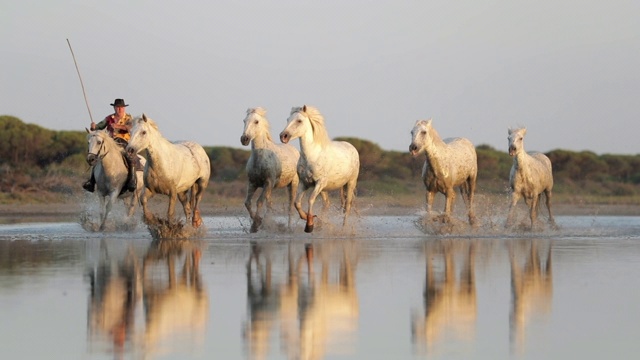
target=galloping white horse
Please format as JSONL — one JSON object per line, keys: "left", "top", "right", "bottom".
{"left": 279, "top": 105, "right": 360, "bottom": 233}
{"left": 506, "top": 128, "right": 556, "bottom": 230}
{"left": 409, "top": 119, "right": 477, "bottom": 225}
{"left": 126, "top": 114, "right": 210, "bottom": 228}
{"left": 240, "top": 107, "right": 301, "bottom": 232}
{"left": 86, "top": 129, "right": 145, "bottom": 231}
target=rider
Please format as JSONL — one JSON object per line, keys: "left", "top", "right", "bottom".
{"left": 83, "top": 98, "right": 141, "bottom": 193}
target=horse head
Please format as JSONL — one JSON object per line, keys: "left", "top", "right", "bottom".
{"left": 280, "top": 105, "right": 329, "bottom": 146}
{"left": 127, "top": 113, "right": 155, "bottom": 156}
{"left": 280, "top": 106, "right": 304, "bottom": 144}
{"left": 241, "top": 107, "right": 271, "bottom": 146}
{"left": 409, "top": 119, "right": 433, "bottom": 156}
{"left": 86, "top": 130, "right": 110, "bottom": 166}
{"left": 508, "top": 127, "right": 527, "bottom": 157}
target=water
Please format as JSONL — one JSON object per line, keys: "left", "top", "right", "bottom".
{"left": 1, "top": 212, "right": 640, "bottom": 359}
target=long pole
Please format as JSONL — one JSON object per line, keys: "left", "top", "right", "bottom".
{"left": 66, "top": 38, "right": 94, "bottom": 122}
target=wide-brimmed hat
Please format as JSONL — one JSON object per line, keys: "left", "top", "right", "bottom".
{"left": 110, "top": 98, "right": 129, "bottom": 107}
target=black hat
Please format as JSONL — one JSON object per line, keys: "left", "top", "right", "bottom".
{"left": 110, "top": 98, "right": 129, "bottom": 107}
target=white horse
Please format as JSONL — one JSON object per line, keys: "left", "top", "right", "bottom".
{"left": 240, "top": 107, "right": 300, "bottom": 232}
{"left": 279, "top": 105, "right": 360, "bottom": 233}
{"left": 126, "top": 114, "right": 211, "bottom": 228}
{"left": 86, "top": 129, "right": 145, "bottom": 231}
{"left": 409, "top": 119, "right": 477, "bottom": 225}
{"left": 506, "top": 127, "right": 556, "bottom": 230}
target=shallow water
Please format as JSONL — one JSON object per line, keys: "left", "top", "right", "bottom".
{"left": 1, "top": 212, "right": 640, "bottom": 359}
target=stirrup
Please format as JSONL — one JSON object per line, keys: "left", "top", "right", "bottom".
{"left": 83, "top": 181, "right": 95, "bottom": 193}
{"left": 126, "top": 179, "right": 137, "bottom": 192}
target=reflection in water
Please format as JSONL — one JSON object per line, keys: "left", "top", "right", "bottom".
{"left": 87, "top": 240, "right": 141, "bottom": 357}
{"left": 509, "top": 239, "right": 553, "bottom": 355}
{"left": 244, "top": 241, "right": 359, "bottom": 360}
{"left": 412, "top": 239, "right": 477, "bottom": 354}
{"left": 87, "top": 239, "right": 208, "bottom": 359}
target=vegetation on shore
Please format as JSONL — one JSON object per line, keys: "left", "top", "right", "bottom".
{"left": 2, "top": 115, "right": 640, "bottom": 208}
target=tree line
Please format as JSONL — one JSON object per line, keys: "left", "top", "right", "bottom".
{"left": 2, "top": 115, "right": 640, "bottom": 201}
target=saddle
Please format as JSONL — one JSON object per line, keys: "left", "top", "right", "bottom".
{"left": 114, "top": 138, "right": 143, "bottom": 171}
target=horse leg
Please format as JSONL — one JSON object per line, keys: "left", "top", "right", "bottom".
{"left": 426, "top": 191, "right": 435, "bottom": 218}
{"left": 544, "top": 189, "right": 557, "bottom": 229}
{"left": 443, "top": 188, "right": 456, "bottom": 223}
{"left": 342, "top": 179, "right": 357, "bottom": 227}
{"left": 305, "top": 185, "right": 325, "bottom": 233}
{"left": 466, "top": 176, "right": 477, "bottom": 226}
{"left": 529, "top": 194, "right": 539, "bottom": 230}
{"left": 505, "top": 191, "right": 521, "bottom": 228}
{"left": 287, "top": 177, "right": 299, "bottom": 230}
{"left": 125, "top": 193, "right": 136, "bottom": 218}
{"left": 99, "top": 195, "right": 109, "bottom": 231}
{"left": 167, "top": 190, "right": 178, "bottom": 224}
{"left": 191, "top": 179, "right": 207, "bottom": 228}
{"left": 245, "top": 183, "right": 258, "bottom": 231}
{"left": 294, "top": 183, "right": 309, "bottom": 221}
{"left": 178, "top": 191, "right": 191, "bottom": 224}
{"left": 140, "top": 188, "right": 156, "bottom": 224}
{"left": 320, "top": 191, "right": 330, "bottom": 212}
{"left": 254, "top": 184, "right": 271, "bottom": 233}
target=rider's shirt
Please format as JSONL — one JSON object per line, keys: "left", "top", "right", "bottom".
{"left": 94, "top": 113, "right": 133, "bottom": 143}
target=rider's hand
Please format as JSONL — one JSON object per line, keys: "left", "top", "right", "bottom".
{"left": 90, "top": 122, "right": 96, "bottom": 130}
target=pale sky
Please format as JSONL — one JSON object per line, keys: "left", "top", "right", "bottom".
{"left": 2, "top": 1, "right": 639, "bottom": 154}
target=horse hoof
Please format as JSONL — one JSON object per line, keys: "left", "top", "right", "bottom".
{"left": 251, "top": 216, "right": 262, "bottom": 233}
{"left": 304, "top": 223, "right": 314, "bottom": 233}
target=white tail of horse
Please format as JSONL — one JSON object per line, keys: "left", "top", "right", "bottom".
{"left": 409, "top": 119, "right": 477, "bottom": 226}
{"left": 240, "top": 107, "right": 300, "bottom": 232}
{"left": 506, "top": 127, "right": 557, "bottom": 230}
{"left": 279, "top": 105, "right": 360, "bottom": 233}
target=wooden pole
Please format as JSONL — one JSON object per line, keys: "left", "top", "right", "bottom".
{"left": 66, "top": 39, "right": 94, "bottom": 122}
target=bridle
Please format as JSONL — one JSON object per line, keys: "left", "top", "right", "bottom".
{"left": 88, "top": 133, "right": 109, "bottom": 160}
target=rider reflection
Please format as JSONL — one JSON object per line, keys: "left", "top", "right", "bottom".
{"left": 86, "top": 239, "right": 208, "bottom": 358}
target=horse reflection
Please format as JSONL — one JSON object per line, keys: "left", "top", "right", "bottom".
{"left": 87, "top": 239, "right": 208, "bottom": 358}
{"left": 87, "top": 241, "right": 141, "bottom": 357}
{"left": 412, "top": 239, "right": 477, "bottom": 352}
{"left": 244, "top": 241, "right": 279, "bottom": 358}
{"left": 243, "top": 241, "right": 359, "bottom": 360}
{"left": 509, "top": 239, "right": 553, "bottom": 354}
{"left": 142, "top": 239, "right": 208, "bottom": 355}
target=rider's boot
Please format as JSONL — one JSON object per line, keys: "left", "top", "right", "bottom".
{"left": 82, "top": 171, "right": 96, "bottom": 192}
{"left": 124, "top": 154, "right": 137, "bottom": 192}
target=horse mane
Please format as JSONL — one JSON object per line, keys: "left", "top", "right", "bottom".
{"left": 247, "top": 107, "right": 273, "bottom": 142}
{"left": 294, "top": 105, "right": 330, "bottom": 146}
{"left": 508, "top": 127, "right": 527, "bottom": 136}
{"left": 247, "top": 107, "right": 267, "bottom": 117}
{"left": 94, "top": 129, "right": 117, "bottom": 147}
{"left": 417, "top": 118, "right": 444, "bottom": 145}
{"left": 89, "top": 129, "right": 123, "bottom": 158}
{"left": 137, "top": 114, "right": 160, "bottom": 132}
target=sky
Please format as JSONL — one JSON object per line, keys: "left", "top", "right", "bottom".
{"left": 1, "top": 1, "right": 639, "bottom": 155}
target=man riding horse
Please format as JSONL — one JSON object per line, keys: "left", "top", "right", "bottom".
{"left": 83, "top": 98, "right": 142, "bottom": 193}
